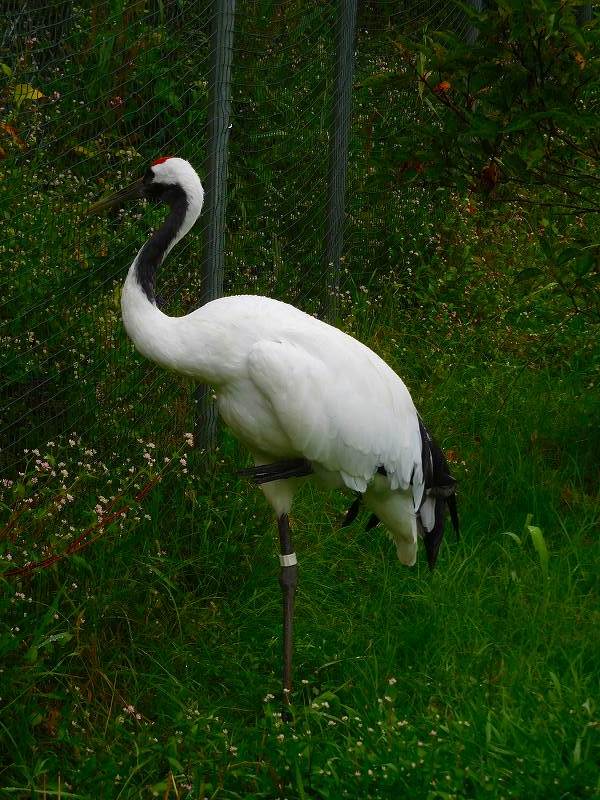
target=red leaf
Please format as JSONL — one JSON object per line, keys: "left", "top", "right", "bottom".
{"left": 433, "top": 80, "right": 451, "bottom": 94}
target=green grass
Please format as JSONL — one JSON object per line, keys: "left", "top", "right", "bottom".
{"left": 1, "top": 160, "right": 598, "bottom": 798}
{"left": 1, "top": 357, "right": 598, "bottom": 799}
{"left": 1, "top": 6, "right": 599, "bottom": 793}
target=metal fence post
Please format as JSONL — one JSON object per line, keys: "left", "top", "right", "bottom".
{"left": 325, "top": 0, "right": 358, "bottom": 322}
{"left": 466, "top": 0, "right": 483, "bottom": 45}
{"left": 195, "top": 0, "right": 235, "bottom": 453}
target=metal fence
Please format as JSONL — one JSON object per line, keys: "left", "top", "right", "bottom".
{"left": 0, "top": 0, "right": 592, "bottom": 482}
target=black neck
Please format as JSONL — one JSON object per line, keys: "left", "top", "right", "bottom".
{"left": 135, "top": 185, "right": 188, "bottom": 303}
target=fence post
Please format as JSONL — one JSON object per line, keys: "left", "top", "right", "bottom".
{"left": 195, "top": 0, "right": 236, "bottom": 454}
{"left": 325, "top": 0, "right": 358, "bottom": 322}
{"left": 466, "top": 0, "right": 483, "bottom": 45}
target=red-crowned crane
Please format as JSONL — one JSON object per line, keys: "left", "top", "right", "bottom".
{"left": 91, "top": 157, "right": 459, "bottom": 715}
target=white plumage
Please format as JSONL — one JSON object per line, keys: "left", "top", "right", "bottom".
{"left": 93, "top": 156, "right": 458, "bottom": 706}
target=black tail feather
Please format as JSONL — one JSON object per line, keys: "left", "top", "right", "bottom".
{"left": 418, "top": 417, "right": 459, "bottom": 569}
{"left": 447, "top": 493, "right": 460, "bottom": 541}
{"left": 423, "top": 497, "right": 447, "bottom": 570}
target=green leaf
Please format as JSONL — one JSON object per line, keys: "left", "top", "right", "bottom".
{"left": 504, "top": 116, "right": 534, "bottom": 133}
{"left": 13, "top": 83, "right": 44, "bottom": 103}
{"left": 72, "top": 144, "right": 97, "bottom": 158}
{"left": 0, "top": 62, "right": 12, "bottom": 77}
{"left": 485, "top": 711, "right": 493, "bottom": 744}
{"left": 360, "top": 71, "right": 399, "bottom": 89}
{"left": 539, "top": 237, "right": 554, "bottom": 260}
{"left": 40, "top": 632, "right": 73, "bottom": 649}
{"left": 516, "top": 267, "right": 543, "bottom": 282}
{"left": 25, "top": 645, "right": 39, "bottom": 663}
{"left": 467, "top": 115, "right": 501, "bottom": 139}
{"left": 295, "top": 761, "right": 307, "bottom": 800}
{"left": 146, "top": 563, "right": 177, "bottom": 590}
{"left": 573, "top": 252, "right": 595, "bottom": 276}
{"left": 524, "top": 516, "right": 549, "bottom": 579}
{"left": 525, "top": 147, "right": 545, "bottom": 167}
{"left": 556, "top": 247, "right": 579, "bottom": 266}
{"left": 549, "top": 671, "right": 562, "bottom": 694}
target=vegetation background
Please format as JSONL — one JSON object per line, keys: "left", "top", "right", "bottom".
{"left": 0, "top": 0, "right": 598, "bottom": 797}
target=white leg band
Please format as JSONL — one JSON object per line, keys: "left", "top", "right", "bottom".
{"left": 279, "top": 552, "right": 298, "bottom": 567}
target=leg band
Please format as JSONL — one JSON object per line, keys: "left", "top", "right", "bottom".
{"left": 279, "top": 552, "right": 298, "bottom": 567}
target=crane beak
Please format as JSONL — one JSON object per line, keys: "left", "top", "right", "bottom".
{"left": 87, "top": 178, "right": 144, "bottom": 214}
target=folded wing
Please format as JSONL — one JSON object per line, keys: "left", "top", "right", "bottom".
{"left": 247, "top": 337, "right": 424, "bottom": 505}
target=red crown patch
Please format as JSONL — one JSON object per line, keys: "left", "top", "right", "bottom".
{"left": 151, "top": 156, "right": 174, "bottom": 166}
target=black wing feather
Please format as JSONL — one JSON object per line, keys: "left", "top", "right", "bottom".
{"left": 238, "top": 458, "right": 313, "bottom": 484}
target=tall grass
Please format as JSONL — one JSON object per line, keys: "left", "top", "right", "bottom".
{"left": 1, "top": 3, "right": 599, "bottom": 796}
{"left": 1, "top": 336, "right": 598, "bottom": 798}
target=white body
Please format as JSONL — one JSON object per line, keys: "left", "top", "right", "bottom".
{"left": 120, "top": 158, "right": 431, "bottom": 566}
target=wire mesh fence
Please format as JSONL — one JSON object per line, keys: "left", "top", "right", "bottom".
{"left": 5, "top": 0, "right": 581, "bottom": 573}
{"left": 1, "top": 1, "right": 214, "bottom": 475}
{"left": 0, "top": 0, "right": 591, "bottom": 574}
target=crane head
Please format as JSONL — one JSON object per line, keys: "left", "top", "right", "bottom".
{"left": 88, "top": 157, "right": 203, "bottom": 214}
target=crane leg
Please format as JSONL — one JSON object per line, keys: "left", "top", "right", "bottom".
{"left": 277, "top": 512, "right": 297, "bottom": 720}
